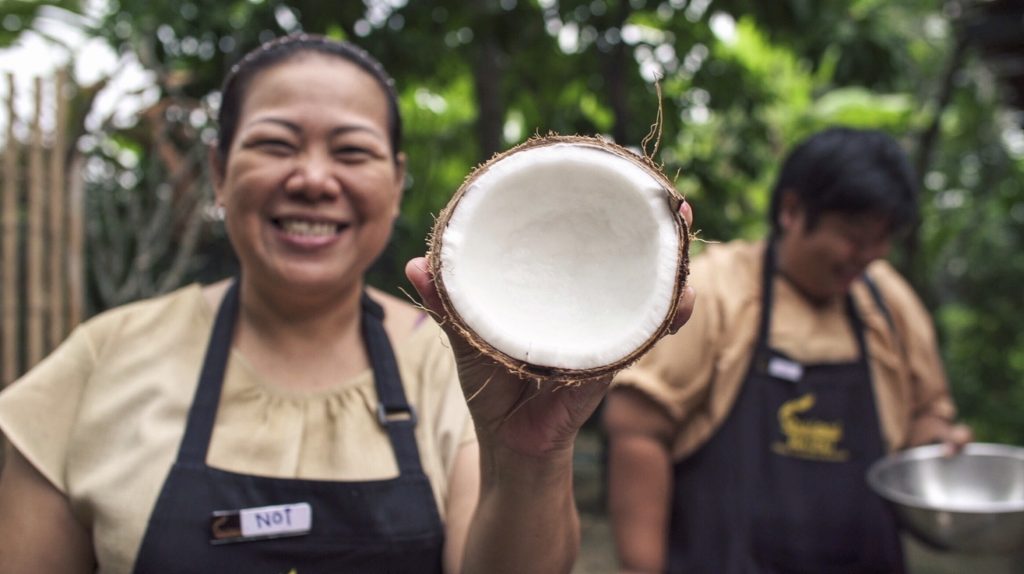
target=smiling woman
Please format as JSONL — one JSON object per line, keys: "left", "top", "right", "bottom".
{"left": 213, "top": 51, "right": 405, "bottom": 305}
{"left": 0, "top": 32, "right": 697, "bottom": 574}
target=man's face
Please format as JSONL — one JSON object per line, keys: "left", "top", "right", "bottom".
{"left": 777, "top": 201, "right": 895, "bottom": 302}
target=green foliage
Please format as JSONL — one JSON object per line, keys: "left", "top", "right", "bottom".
{"left": 7, "top": 0, "right": 1024, "bottom": 443}
{"left": 811, "top": 89, "right": 919, "bottom": 130}
{"left": 922, "top": 108, "right": 1024, "bottom": 444}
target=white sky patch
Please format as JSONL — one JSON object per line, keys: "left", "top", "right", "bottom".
{"left": 503, "top": 110, "right": 524, "bottom": 144}
{"left": 414, "top": 87, "right": 448, "bottom": 114}
{"left": 0, "top": 6, "right": 155, "bottom": 145}
{"left": 654, "top": 43, "right": 676, "bottom": 65}
{"left": 924, "top": 14, "right": 949, "bottom": 41}
{"left": 935, "top": 189, "right": 966, "bottom": 210}
{"left": 639, "top": 59, "right": 663, "bottom": 83}
{"left": 1003, "top": 121, "right": 1024, "bottom": 159}
{"left": 621, "top": 24, "right": 668, "bottom": 47}
{"left": 620, "top": 24, "right": 642, "bottom": 45}
{"left": 685, "top": 0, "right": 712, "bottom": 22}
{"left": 681, "top": 87, "right": 712, "bottom": 125}
{"left": 274, "top": 5, "right": 300, "bottom": 33}
{"left": 86, "top": 56, "right": 159, "bottom": 132}
{"left": 558, "top": 21, "right": 579, "bottom": 54}
{"left": 924, "top": 170, "right": 947, "bottom": 191}
{"left": 709, "top": 11, "right": 737, "bottom": 45}
{"left": 687, "top": 105, "right": 710, "bottom": 124}
{"left": 681, "top": 43, "right": 709, "bottom": 77}
{"left": 363, "top": 0, "right": 408, "bottom": 28}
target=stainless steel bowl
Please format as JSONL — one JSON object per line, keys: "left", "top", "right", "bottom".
{"left": 867, "top": 442, "right": 1024, "bottom": 554}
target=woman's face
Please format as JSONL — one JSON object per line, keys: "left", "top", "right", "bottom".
{"left": 213, "top": 53, "right": 404, "bottom": 296}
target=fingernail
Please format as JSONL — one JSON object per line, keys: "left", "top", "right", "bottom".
{"left": 669, "top": 317, "right": 684, "bottom": 335}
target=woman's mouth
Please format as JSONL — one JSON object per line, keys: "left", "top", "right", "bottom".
{"left": 273, "top": 218, "right": 349, "bottom": 237}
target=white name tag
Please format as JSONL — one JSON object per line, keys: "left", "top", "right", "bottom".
{"left": 768, "top": 357, "right": 803, "bottom": 382}
{"left": 239, "top": 503, "right": 312, "bottom": 538}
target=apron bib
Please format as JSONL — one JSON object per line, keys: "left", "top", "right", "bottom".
{"left": 666, "top": 243, "right": 904, "bottom": 574}
{"left": 132, "top": 281, "right": 445, "bottom": 573}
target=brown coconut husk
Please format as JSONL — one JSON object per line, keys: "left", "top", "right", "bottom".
{"left": 427, "top": 134, "right": 691, "bottom": 384}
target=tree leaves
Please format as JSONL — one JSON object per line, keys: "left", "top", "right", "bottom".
{"left": 5, "top": 0, "right": 1023, "bottom": 442}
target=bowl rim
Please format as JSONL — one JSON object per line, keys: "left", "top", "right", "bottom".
{"left": 867, "top": 442, "right": 1024, "bottom": 514}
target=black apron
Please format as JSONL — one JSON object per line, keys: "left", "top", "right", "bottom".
{"left": 132, "top": 281, "right": 445, "bottom": 573}
{"left": 666, "top": 243, "right": 904, "bottom": 574}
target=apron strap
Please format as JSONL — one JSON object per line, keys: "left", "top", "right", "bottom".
{"left": 844, "top": 290, "right": 871, "bottom": 363}
{"left": 862, "top": 273, "right": 896, "bottom": 334}
{"left": 360, "top": 293, "right": 424, "bottom": 475}
{"left": 755, "top": 239, "right": 777, "bottom": 350}
{"left": 179, "top": 280, "right": 241, "bottom": 465}
{"left": 749, "top": 239, "right": 779, "bottom": 374}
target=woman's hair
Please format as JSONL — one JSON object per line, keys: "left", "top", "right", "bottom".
{"left": 215, "top": 33, "right": 402, "bottom": 166}
{"left": 768, "top": 127, "right": 919, "bottom": 234}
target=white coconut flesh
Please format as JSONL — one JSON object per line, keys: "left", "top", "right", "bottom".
{"left": 438, "top": 143, "right": 681, "bottom": 371}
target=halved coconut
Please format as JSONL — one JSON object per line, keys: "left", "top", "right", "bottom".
{"left": 428, "top": 135, "right": 689, "bottom": 382}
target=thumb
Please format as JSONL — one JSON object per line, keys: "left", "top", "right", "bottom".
{"left": 405, "top": 257, "right": 473, "bottom": 355}
{"left": 405, "top": 257, "right": 445, "bottom": 319}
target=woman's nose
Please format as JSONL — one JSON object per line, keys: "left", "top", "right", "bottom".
{"left": 284, "top": 153, "right": 341, "bottom": 200}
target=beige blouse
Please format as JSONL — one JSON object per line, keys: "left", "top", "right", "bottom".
{"left": 613, "top": 238, "right": 957, "bottom": 461}
{"left": 0, "top": 284, "right": 475, "bottom": 574}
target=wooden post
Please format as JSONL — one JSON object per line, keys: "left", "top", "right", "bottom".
{"left": 67, "top": 152, "right": 85, "bottom": 331}
{"left": 2, "top": 74, "right": 18, "bottom": 385}
{"left": 48, "top": 71, "right": 67, "bottom": 345}
{"left": 27, "top": 77, "right": 45, "bottom": 367}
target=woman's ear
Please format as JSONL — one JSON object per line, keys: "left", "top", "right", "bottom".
{"left": 777, "top": 190, "right": 803, "bottom": 233}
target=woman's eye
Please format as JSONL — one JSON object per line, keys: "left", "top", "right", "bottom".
{"left": 334, "top": 147, "right": 373, "bottom": 161}
{"left": 254, "top": 139, "right": 295, "bottom": 154}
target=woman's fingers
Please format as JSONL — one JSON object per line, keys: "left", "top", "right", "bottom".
{"left": 668, "top": 200, "right": 696, "bottom": 335}
{"left": 679, "top": 199, "right": 693, "bottom": 229}
{"left": 669, "top": 285, "right": 696, "bottom": 335}
{"left": 405, "top": 257, "right": 444, "bottom": 319}
{"left": 405, "top": 257, "right": 482, "bottom": 363}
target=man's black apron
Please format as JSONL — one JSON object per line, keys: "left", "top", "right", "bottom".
{"left": 666, "top": 244, "right": 904, "bottom": 573}
{"left": 132, "top": 281, "right": 445, "bottom": 573}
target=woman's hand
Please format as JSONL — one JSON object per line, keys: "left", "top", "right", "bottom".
{"left": 412, "top": 201, "right": 695, "bottom": 574}
{"left": 405, "top": 202, "right": 696, "bottom": 460}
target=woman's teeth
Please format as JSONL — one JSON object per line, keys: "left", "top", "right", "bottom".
{"left": 280, "top": 220, "right": 339, "bottom": 237}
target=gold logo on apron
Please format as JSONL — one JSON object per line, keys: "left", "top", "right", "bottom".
{"left": 771, "top": 393, "right": 849, "bottom": 462}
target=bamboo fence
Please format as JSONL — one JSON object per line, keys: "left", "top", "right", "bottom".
{"left": 1, "top": 71, "right": 84, "bottom": 386}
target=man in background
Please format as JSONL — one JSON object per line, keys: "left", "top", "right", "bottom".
{"left": 604, "top": 126, "right": 972, "bottom": 574}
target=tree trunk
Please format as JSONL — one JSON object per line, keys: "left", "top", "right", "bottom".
{"left": 473, "top": 29, "right": 505, "bottom": 161}
{"left": 906, "top": 27, "right": 969, "bottom": 303}
{"left": 603, "top": 1, "right": 633, "bottom": 146}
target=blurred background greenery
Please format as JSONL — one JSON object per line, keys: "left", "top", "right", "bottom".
{"left": 1, "top": 0, "right": 1023, "bottom": 447}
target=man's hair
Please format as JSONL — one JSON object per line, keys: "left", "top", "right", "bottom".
{"left": 215, "top": 33, "right": 402, "bottom": 168}
{"left": 768, "top": 127, "right": 919, "bottom": 234}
